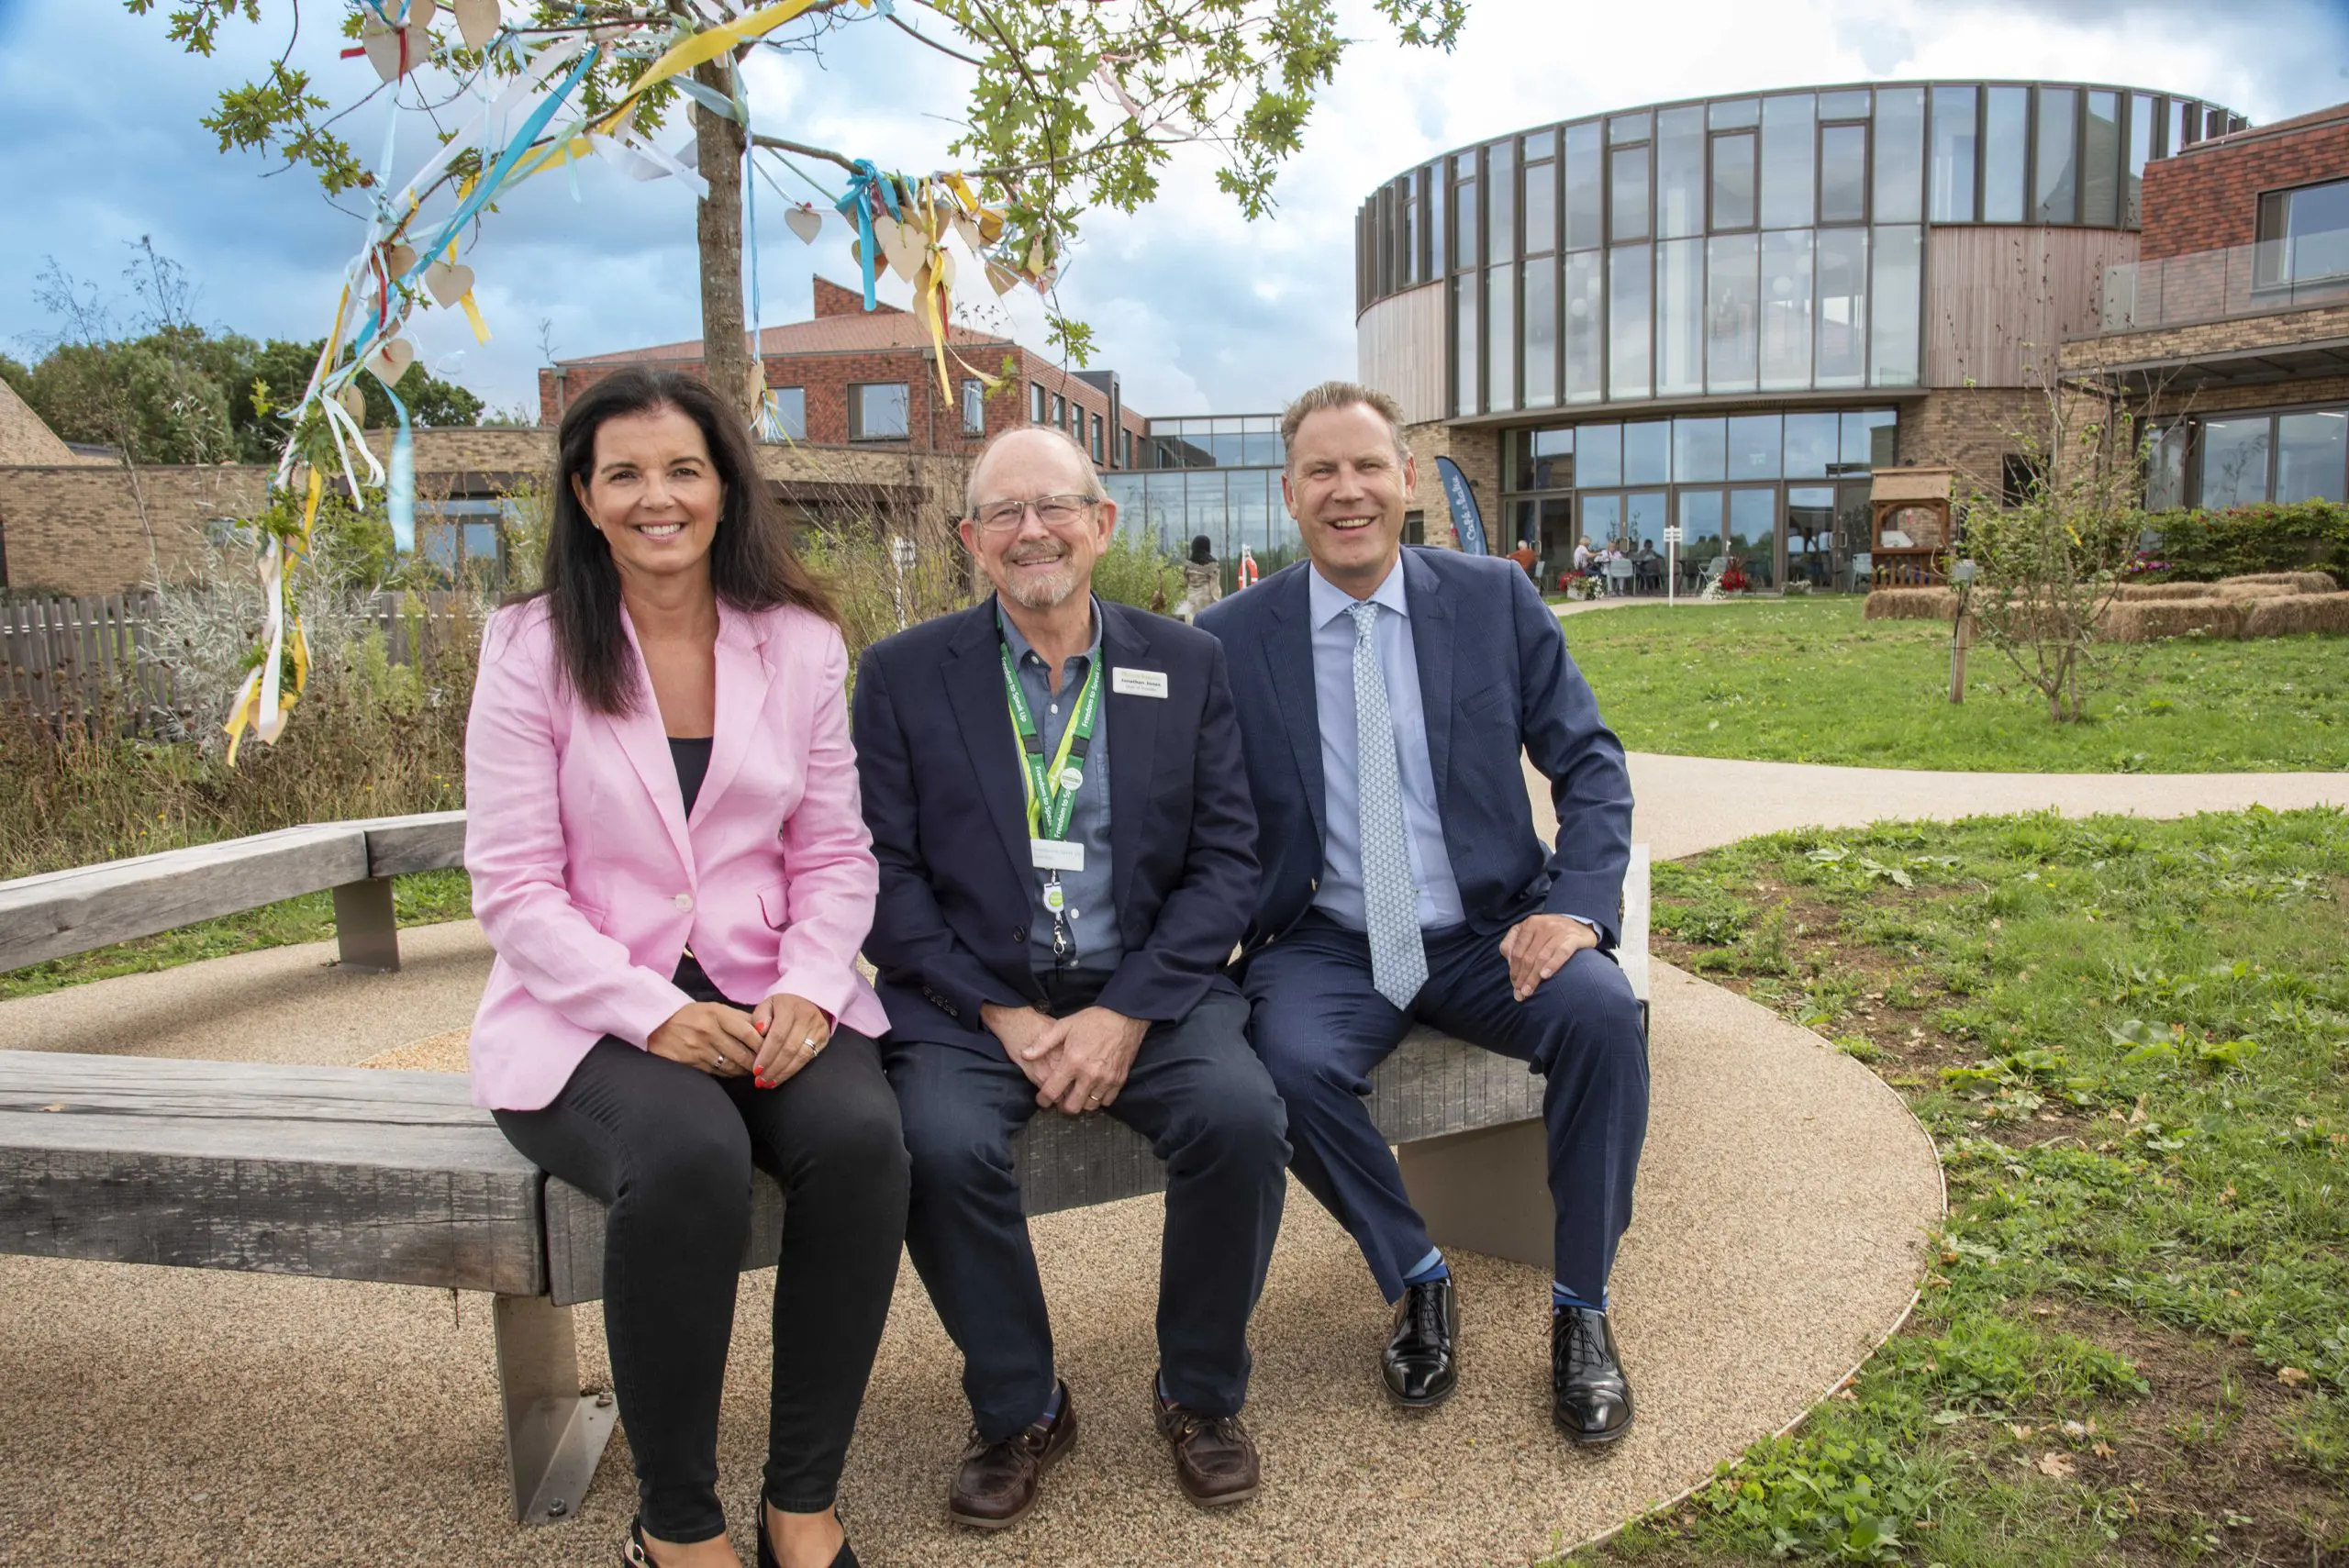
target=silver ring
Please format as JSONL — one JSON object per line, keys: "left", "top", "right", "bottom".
{"left": 801, "top": 1032, "right": 820, "bottom": 1052}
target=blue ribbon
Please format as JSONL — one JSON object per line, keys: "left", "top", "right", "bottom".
{"left": 834, "top": 160, "right": 886, "bottom": 310}
{"left": 373, "top": 374, "right": 417, "bottom": 553}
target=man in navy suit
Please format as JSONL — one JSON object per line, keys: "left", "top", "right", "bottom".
{"left": 1198, "top": 383, "right": 1647, "bottom": 1443}
{"left": 853, "top": 426, "right": 1287, "bottom": 1528}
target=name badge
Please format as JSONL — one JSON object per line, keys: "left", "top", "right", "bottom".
{"left": 1112, "top": 667, "right": 1169, "bottom": 699}
{"left": 1030, "top": 839, "right": 1085, "bottom": 872}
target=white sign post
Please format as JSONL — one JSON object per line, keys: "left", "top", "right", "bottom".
{"left": 1663, "top": 525, "right": 1683, "bottom": 606}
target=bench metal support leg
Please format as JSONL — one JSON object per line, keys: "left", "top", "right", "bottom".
{"left": 332, "top": 878, "right": 402, "bottom": 973}
{"left": 1397, "top": 1119, "right": 1553, "bottom": 1272}
{"left": 493, "top": 1293, "right": 618, "bottom": 1526}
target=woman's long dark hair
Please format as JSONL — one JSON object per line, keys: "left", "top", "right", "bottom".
{"left": 527, "top": 367, "right": 837, "bottom": 715}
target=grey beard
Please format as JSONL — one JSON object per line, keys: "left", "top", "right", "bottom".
{"left": 1001, "top": 563, "right": 1079, "bottom": 608}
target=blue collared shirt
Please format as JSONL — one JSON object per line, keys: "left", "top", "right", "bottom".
{"left": 998, "top": 597, "right": 1121, "bottom": 969}
{"left": 1308, "top": 559, "right": 1467, "bottom": 931}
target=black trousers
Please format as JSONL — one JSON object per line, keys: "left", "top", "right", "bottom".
{"left": 885, "top": 973, "right": 1289, "bottom": 1441}
{"left": 495, "top": 1026, "right": 909, "bottom": 1544}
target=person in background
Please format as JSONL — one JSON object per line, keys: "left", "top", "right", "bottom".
{"left": 852, "top": 426, "right": 1288, "bottom": 1530}
{"left": 1633, "top": 539, "right": 1663, "bottom": 596}
{"left": 1200, "top": 381, "right": 1647, "bottom": 1451}
{"left": 1237, "top": 542, "right": 1261, "bottom": 589}
{"left": 1508, "top": 537, "right": 1538, "bottom": 579}
{"left": 1175, "top": 533, "right": 1223, "bottom": 624}
{"left": 1571, "top": 537, "right": 1593, "bottom": 576}
{"left": 466, "top": 367, "right": 905, "bottom": 1568}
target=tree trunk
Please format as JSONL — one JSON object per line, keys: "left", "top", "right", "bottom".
{"left": 692, "top": 60, "right": 758, "bottom": 421}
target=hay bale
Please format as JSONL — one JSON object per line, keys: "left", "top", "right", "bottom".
{"left": 2243, "top": 593, "right": 2349, "bottom": 639}
{"left": 2221, "top": 570, "right": 2340, "bottom": 594}
{"left": 2217, "top": 582, "right": 2296, "bottom": 601}
{"left": 1864, "top": 587, "right": 1959, "bottom": 622}
{"left": 2100, "top": 599, "right": 2247, "bottom": 641}
{"left": 2117, "top": 581, "right": 2219, "bottom": 601}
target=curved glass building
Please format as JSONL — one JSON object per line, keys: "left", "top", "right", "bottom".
{"left": 1356, "top": 81, "right": 2245, "bottom": 587}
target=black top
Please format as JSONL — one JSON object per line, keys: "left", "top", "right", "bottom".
{"left": 666, "top": 735, "right": 724, "bottom": 1002}
{"left": 668, "top": 735, "right": 715, "bottom": 817}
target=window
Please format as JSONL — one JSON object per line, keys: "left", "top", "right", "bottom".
{"left": 1564, "top": 122, "right": 1604, "bottom": 250}
{"left": 2277, "top": 410, "right": 2347, "bottom": 503}
{"left": 1487, "top": 263, "right": 1517, "bottom": 411}
{"left": 2001, "top": 454, "right": 2046, "bottom": 506}
{"left": 1523, "top": 153, "right": 1557, "bottom": 255}
{"left": 1705, "top": 232, "right": 1759, "bottom": 393}
{"left": 1930, "top": 85, "right": 1977, "bottom": 223}
{"left": 1030, "top": 382, "right": 1047, "bottom": 423}
{"left": 1120, "top": 428, "right": 1134, "bottom": 470}
{"left": 2082, "top": 91, "right": 2121, "bottom": 227}
{"left": 1983, "top": 85, "right": 2028, "bottom": 223}
{"left": 2256, "top": 178, "right": 2349, "bottom": 285}
{"left": 960, "top": 379, "right": 985, "bottom": 437}
{"left": 1428, "top": 163, "right": 1447, "bottom": 274}
{"left": 1819, "top": 122, "right": 1867, "bottom": 225}
{"left": 849, "top": 383, "right": 909, "bottom": 440}
{"left": 1052, "top": 393, "right": 1067, "bottom": 430}
{"left": 1869, "top": 225, "right": 1922, "bottom": 386}
{"left": 762, "top": 386, "right": 807, "bottom": 441}
{"left": 2199, "top": 417, "right": 2271, "bottom": 510}
{"left": 1815, "top": 228, "right": 1867, "bottom": 388}
{"left": 2147, "top": 424, "right": 2187, "bottom": 510}
{"left": 1453, "top": 275, "right": 1479, "bottom": 415}
{"left": 1523, "top": 258, "right": 1558, "bottom": 407}
{"left": 2127, "top": 94, "right": 2155, "bottom": 226}
{"left": 1674, "top": 417, "right": 1726, "bottom": 482}
{"left": 1874, "top": 86, "right": 1924, "bottom": 224}
{"left": 1656, "top": 107, "right": 1706, "bottom": 239}
{"left": 1711, "top": 132, "right": 1756, "bottom": 230}
{"left": 1453, "top": 173, "right": 1479, "bottom": 271}
{"left": 1609, "top": 244, "right": 1652, "bottom": 398}
{"left": 1760, "top": 228, "right": 1813, "bottom": 390}
{"left": 1623, "top": 419, "right": 1670, "bottom": 484}
{"left": 1487, "top": 139, "right": 1516, "bottom": 262}
{"left": 1564, "top": 250, "right": 1604, "bottom": 403}
{"left": 2035, "top": 86, "right": 2078, "bottom": 224}
{"left": 1656, "top": 239, "right": 1704, "bottom": 396}
{"left": 1759, "top": 94, "right": 1815, "bottom": 228}
{"left": 1090, "top": 412, "right": 1105, "bottom": 462}
{"left": 1609, "top": 142, "right": 1649, "bottom": 241}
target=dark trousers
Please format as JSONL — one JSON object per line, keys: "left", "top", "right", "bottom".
{"left": 885, "top": 976, "right": 1289, "bottom": 1441}
{"left": 1240, "top": 913, "right": 1649, "bottom": 1306}
{"left": 495, "top": 1031, "right": 909, "bottom": 1544}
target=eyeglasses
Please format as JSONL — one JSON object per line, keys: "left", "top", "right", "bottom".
{"left": 973, "top": 494, "right": 1098, "bottom": 533}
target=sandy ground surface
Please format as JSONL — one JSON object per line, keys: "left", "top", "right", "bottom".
{"left": 1, "top": 752, "right": 2332, "bottom": 1564}
{"left": 0, "top": 958, "right": 1936, "bottom": 1568}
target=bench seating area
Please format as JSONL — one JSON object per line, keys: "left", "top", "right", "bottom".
{"left": 0, "top": 819, "right": 1648, "bottom": 1525}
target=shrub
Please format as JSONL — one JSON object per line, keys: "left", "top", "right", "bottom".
{"left": 2140, "top": 501, "right": 2349, "bottom": 584}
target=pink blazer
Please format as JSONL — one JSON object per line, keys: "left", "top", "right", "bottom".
{"left": 463, "top": 595, "right": 889, "bottom": 1110}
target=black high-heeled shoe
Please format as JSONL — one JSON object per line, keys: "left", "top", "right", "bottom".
{"left": 619, "top": 1515, "right": 655, "bottom": 1567}
{"left": 758, "top": 1503, "right": 859, "bottom": 1568}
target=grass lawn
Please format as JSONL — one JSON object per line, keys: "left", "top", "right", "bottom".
{"left": 1560, "top": 807, "right": 2348, "bottom": 1566}
{"left": 0, "top": 869, "right": 474, "bottom": 1004}
{"left": 1562, "top": 597, "right": 2349, "bottom": 773}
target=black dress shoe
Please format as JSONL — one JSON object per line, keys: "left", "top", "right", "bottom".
{"left": 1552, "top": 1306, "right": 1634, "bottom": 1443}
{"left": 1382, "top": 1276, "right": 1458, "bottom": 1407}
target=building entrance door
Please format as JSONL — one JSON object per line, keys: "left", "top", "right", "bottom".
{"left": 1729, "top": 486, "right": 1777, "bottom": 588}
{"left": 1786, "top": 484, "right": 1837, "bottom": 590}
{"left": 1675, "top": 489, "right": 1724, "bottom": 594}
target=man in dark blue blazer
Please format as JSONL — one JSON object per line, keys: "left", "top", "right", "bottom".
{"left": 1198, "top": 383, "right": 1647, "bottom": 1444}
{"left": 854, "top": 426, "right": 1287, "bottom": 1527}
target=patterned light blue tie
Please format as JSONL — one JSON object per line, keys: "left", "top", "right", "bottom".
{"left": 1349, "top": 600, "right": 1427, "bottom": 1010}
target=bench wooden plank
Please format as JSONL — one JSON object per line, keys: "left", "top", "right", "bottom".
{"left": 0, "top": 1052, "right": 543, "bottom": 1295}
{"left": 0, "top": 827, "right": 370, "bottom": 972}
{"left": 358, "top": 812, "right": 469, "bottom": 879}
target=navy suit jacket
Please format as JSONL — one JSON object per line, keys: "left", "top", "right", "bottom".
{"left": 852, "top": 595, "right": 1260, "bottom": 1051}
{"left": 1197, "top": 546, "right": 1633, "bottom": 957}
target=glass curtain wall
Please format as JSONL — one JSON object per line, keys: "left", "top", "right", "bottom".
{"left": 1381, "top": 83, "right": 2229, "bottom": 419}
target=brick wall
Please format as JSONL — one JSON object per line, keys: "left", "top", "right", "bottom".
{"left": 1399, "top": 421, "right": 1500, "bottom": 551}
{"left": 2064, "top": 302, "right": 2349, "bottom": 374}
{"left": 1898, "top": 388, "right": 2043, "bottom": 496}
{"left": 2140, "top": 110, "right": 2349, "bottom": 261}
{"left": 0, "top": 465, "right": 269, "bottom": 592}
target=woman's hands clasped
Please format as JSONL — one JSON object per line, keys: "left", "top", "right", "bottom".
{"left": 649, "top": 993, "right": 833, "bottom": 1086}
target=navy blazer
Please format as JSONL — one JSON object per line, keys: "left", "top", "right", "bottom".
{"left": 852, "top": 595, "right": 1260, "bottom": 1051}
{"left": 1197, "top": 546, "right": 1634, "bottom": 956}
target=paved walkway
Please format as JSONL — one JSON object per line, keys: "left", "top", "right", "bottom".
{"left": 0, "top": 754, "right": 2334, "bottom": 1565}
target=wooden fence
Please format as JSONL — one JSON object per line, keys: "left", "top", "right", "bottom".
{"left": 1, "top": 592, "right": 475, "bottom": 730}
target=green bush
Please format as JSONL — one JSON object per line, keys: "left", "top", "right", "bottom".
{"left": 2140, "top": 501, "right": 2349, "bottom": 584}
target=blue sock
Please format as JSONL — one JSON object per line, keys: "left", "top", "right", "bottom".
{"left": 1553, "top": 1281, "right": 1609, "bottom": 1313}
{"left": 1402, "top": 1247, "right": 1450, "bottom": 1286}
{"left": 1040, "top": 1380, "right": 1064, "bottom": 1425}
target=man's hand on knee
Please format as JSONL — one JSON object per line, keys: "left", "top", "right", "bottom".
{"left": 1499, "top": 915, "right": 1599, "bottom": 1002}
{"left": 982, "top": 1001, "right": 1061, "bottom": 1089}
{"left": 1030, "top": 1006, "right": 1147, "bottom": 1115}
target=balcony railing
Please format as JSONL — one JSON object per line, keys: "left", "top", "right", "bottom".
{"left": 2099, "top": 228, "right": 2349, "bottom": 334}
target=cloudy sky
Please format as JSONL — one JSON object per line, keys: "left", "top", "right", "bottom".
{"left": 3, "top": 0, "right": 2345, "bottom": 422}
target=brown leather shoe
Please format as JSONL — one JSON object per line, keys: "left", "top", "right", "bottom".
{"left": 947, "top": 1380, "right": 1077, "bottom": 1529}
{"left": 1152, "top": 1377, "right": 1261, "bottom": 1507}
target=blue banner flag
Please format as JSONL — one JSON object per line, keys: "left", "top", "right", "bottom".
{"left": 1432, "top": 455, "right": 1486, "bottom": 555}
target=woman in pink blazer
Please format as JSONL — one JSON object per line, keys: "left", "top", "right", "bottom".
{"left": 466, "top": 368, "right": 901, "bottom": 1568}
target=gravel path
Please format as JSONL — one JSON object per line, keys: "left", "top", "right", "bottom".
{"left": 1, "top": 751, "right": 2333, "bottom": 1564}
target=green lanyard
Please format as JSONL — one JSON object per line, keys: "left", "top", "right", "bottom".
{"left": 1000, "top": 641, "right": 1101, "bottom": 841}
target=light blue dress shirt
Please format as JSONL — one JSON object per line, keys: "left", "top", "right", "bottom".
{"left": 1308, "top": 560, "right": 1467, "bottom": 931}
{"left": 998, "top": 597, "right": 1121, "bottom": 969}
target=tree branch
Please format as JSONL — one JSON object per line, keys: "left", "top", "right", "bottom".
{"left": 748, "top": 132, "right": 860, "bottom": 174}
{"left": 887, "top": 10, "right": 988, "bottom": 68}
